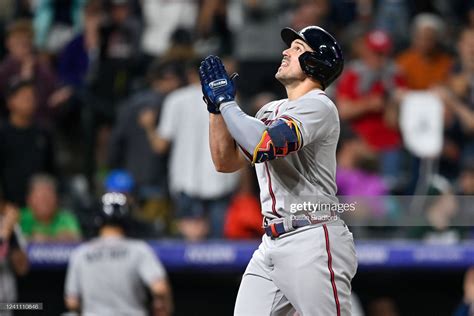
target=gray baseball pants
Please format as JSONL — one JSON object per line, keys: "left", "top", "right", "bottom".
{"left": 234, "top": 222, "right": 357, "bottom": 316}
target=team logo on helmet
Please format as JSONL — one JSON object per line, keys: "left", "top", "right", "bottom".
{"left": 102, "top": 192, "right": 127, "bottom": 207}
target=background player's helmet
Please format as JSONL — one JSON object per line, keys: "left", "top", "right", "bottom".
{"left": 96, "top": 192, "right": 130, "bottom": 229}
{"left": 281, "top": 26, "right": 344, "bottom": 89}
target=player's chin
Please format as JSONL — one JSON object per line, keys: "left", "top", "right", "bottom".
{"left": 275, "top": 69, "right": 284, "bottom": 80}
{"left": 275, "top": 70, "right": 292, "bottom": 83}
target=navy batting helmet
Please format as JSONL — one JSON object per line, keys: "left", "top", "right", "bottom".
{"left": 96, "top": 192, "right": 130, "bottom": 229}
{"left": 281, "top": 26, "right": 343, "bottom": 89}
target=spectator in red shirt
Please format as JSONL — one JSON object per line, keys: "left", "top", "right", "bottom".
{"left": 224, "top": 168, "right": 262, "bottom": 240}
{"left": 336, "top": 30, "right": 406, "bottom": 186}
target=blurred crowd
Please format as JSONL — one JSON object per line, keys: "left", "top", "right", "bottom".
{"left": 0, "top": 1, "right": 472, "bottom": 315}
{"left": 0, "top": 0, "right": 472, "bottom": 246}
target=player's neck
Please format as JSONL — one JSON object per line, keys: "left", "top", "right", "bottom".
{"left": 100, "top": 226, "right": 125, "bottom": 238}
{"left": 285, "top": 80, "right": 323, "bottom": 101}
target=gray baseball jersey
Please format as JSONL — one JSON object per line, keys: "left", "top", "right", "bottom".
{"left": 65, "top": 236, "right": 166, "bottom": 316}
{"left": 234, "top": 89, "right": 357, "bottom": 316}
{"left": 254, "top": 88, "right": 340, "bottom": 219}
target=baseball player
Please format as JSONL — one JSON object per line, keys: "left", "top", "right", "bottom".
{"left": 64, "top": 192, "right": 172, "bottom": 316}
{"left": 199, "top": 26, "right": 357, "bottom": 315}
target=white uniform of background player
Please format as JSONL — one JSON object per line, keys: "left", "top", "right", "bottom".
{"left": 64, "top": 193, "right": 172, "bottom": 316}
{"left": 199, "top": 25, "right": 357, "bottom": 315}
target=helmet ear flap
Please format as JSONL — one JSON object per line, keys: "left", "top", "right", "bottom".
{"left": 298, "top": 52, "right": 331, "bottom": 89}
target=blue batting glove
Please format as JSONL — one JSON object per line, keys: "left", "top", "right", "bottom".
{"left": 199, "top": 55, "right": 238, "bottom": 114}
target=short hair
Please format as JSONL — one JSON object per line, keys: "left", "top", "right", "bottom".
{"left": 412, "top": 13, "right": 445, "bottom": 38}
{"left": 6, "top": 19, "right": 33, "bottom": 39}
{"left": 28, "top": 174, "right": 58, "bottom": 194}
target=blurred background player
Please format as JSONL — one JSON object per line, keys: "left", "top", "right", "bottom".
{"left": 64, "top": 192, "right": 172, "bottom": 316}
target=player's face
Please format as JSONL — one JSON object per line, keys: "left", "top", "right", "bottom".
{"left": 275, "top": 39, "right": 312, "bottom": 84}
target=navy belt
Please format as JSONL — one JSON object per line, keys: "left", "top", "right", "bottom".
{"left": 263, "top": 213, "right": 336, "bottom": 238}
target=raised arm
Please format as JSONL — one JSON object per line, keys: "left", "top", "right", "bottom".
{"left": 200, "top": 56, "right": 302, "bottom": 165}
{"left": 138, "top": 109, "right": 171, "bottom": 154}
{"left": 337, "top": 95, "right": 385, "bottom": 121}
{"left": 209, "top": 113, "right": 247, "bottom": 172}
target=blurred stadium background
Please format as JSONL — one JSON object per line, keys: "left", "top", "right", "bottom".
{"left": 0, "top": 0, "right": 473, "bottom": 315}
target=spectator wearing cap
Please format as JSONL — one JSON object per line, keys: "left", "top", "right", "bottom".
{"left": 336, "top": 29, "right": 406, "bottom": 186}
{"left": 20, "top": 174, "right": 81, "bottom": 242}
{"left": 396, "top": 13, "right": 453, "bottom": 91}
{"left": 0, "top": 78, "right": 56, "bottom": 207}
{"left": 0, "top": 19, "right": 65, "bottom": 127}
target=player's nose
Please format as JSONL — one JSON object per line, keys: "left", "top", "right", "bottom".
{"left": 282, "top": 48, "right": 291, "bottom": 57}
